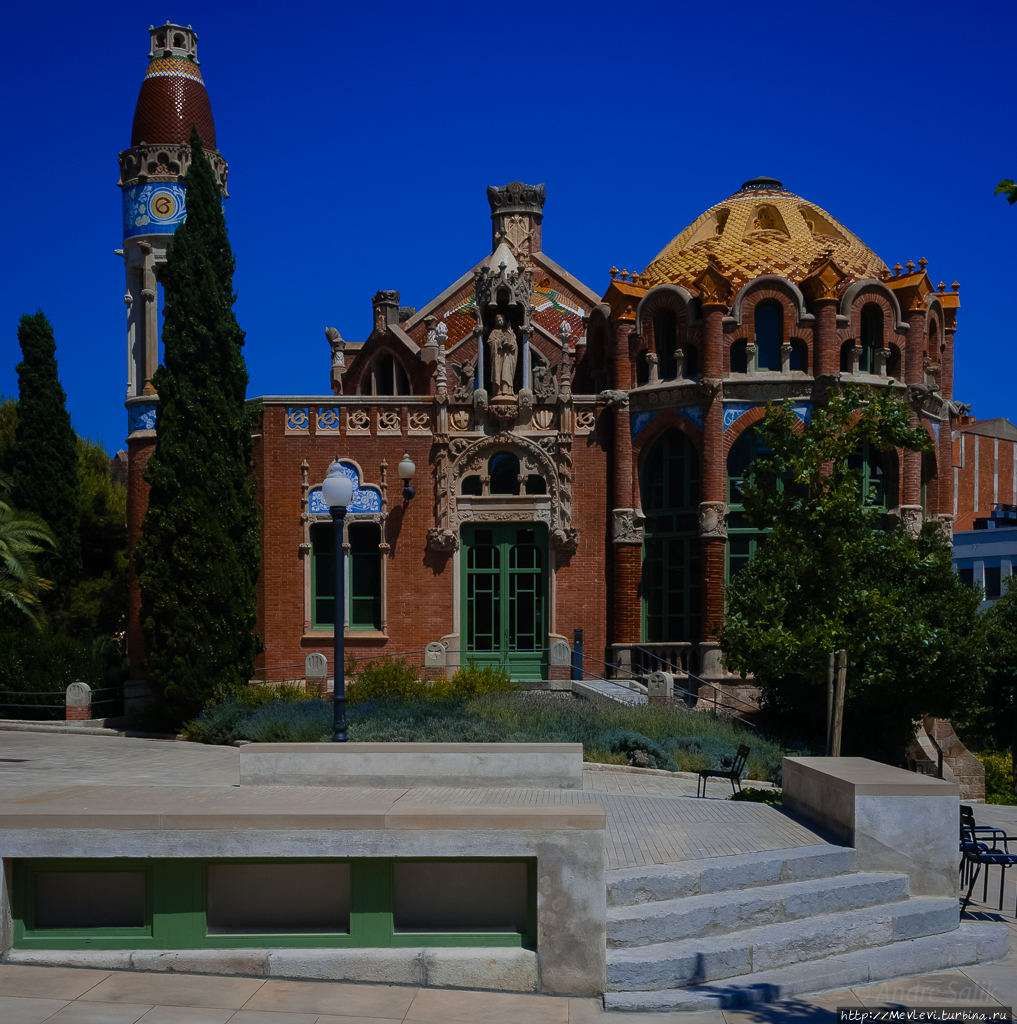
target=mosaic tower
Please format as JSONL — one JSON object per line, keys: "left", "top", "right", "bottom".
{"left": 117, "top": 22, "right": 228, "bottom": 678}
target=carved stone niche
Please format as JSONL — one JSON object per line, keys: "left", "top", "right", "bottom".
{"left": 612, "top": 509, "right": 645, "bottom": 545}
{"left": 699, "top": 501, "right": 729, "bottom": 539}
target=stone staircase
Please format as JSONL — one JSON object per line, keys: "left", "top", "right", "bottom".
{"left": 604, "top": 844, "right": 1008, "bottom": 1012}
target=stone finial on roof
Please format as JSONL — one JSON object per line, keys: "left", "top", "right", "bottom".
{"left": 487, "top": 181, "right": 546, "bottom": 216}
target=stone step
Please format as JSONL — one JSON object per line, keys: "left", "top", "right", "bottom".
{"left": 607, "top": 871, "right": 909, "bottom": 947}
{"left": 603, "top": 921, "right": 1009, "bottom": 1012}
{"left": 605, "top": 896, "right": 959, "bottom": 991}
{"left": 607, "top": 844, "right": 855, "bottom": 907}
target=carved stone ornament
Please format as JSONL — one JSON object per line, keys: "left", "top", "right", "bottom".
{"left": 326, "top": 326, "right": 345, "bottom": 392}
{"left": 551, "top": 526, "right": 580, "bottom": 553}
{"left": 450, "top": 360, "right": 476, "bottom": 402}
{"left": 533, "top": 363, "right": 559, "bottom": 401}
{"left": 899, "top": 505, "right": 923, "bottom": 538}
{"left": 699, "top": 501, "right": 729, "bottom": 539}
{"left": 433, "top": 431, "right": 575, "bottom": 550}
{"left": 932, "top": 512, "right": 954, "bottom": 541}
{"left": 612, "top": 509, "right": 645, "bottom": 545}
{"left": 698, "top": 377, "right": 723, "bottom": 400}
{"left": 427, "top": 527, "right": 459, "bottom": 553}
{"left": 599, "top": 389, "right": 629, "bottom": 409}
{"left": 488, "top": 396, "right": 518, "bottom": 424}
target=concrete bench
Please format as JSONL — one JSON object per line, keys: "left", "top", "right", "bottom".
{"left": 783, "top": 756, "right": 959, "bottom": 896}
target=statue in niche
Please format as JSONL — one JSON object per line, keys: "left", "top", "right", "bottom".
{"left": 488, "top": 314, "right": 518, "bottom": 397}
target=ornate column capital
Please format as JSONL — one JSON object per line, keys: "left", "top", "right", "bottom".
{"left": 612, "top": 509, "right": 644, "bottom": 545}
{"left": 699, "top": 501, "right": 729, "bottom": 539}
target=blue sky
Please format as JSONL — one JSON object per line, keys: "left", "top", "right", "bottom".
{"left": 1, "top": 0, "right": 1014, "bottom": 454}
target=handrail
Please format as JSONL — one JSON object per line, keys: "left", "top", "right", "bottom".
{"left": 628, "top": 644, "right": 761, "bottom": 714}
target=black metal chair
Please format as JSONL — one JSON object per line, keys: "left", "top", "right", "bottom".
{"left": 959, "top": 804, "right": 1017, "bottom": 916}
{"left": 697, "top": 744, "right": 750, "bottom": 798}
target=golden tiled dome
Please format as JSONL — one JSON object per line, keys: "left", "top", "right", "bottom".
{"left": 643, "top": 178, "right": 887, "bottom": 292}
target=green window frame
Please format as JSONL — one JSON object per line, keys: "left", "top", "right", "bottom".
{"left": 726, "top": 431, "right": 771, "bottom": 580}
{"left": 349, "top": 522, "right": 382, "bottom": 630}
{"left": 641, "top": 430, "right": 701, "bottom": 643}
{"left": 754, "top": 303, "right": 782, "bottom": 371}
{"left": 311, "top": 521, "right": 382, "bottom": 631}
{"left": 12, "top": 858, "right": 537, "bottom": 951}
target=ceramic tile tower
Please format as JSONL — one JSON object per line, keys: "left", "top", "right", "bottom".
{"left": 118, "top": 22, "right": 228, "bottom": 678}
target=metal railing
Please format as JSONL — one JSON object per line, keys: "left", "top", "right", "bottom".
{"left": 0, "top": 685, "right": 124, "bottom": 720}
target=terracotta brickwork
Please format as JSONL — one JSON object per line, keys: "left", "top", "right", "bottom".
{"left": 953, "top": 422, "right": 1017, "bottom": 530}
{"left": 120, "top": 161, "right": 972, "bottom": 690}
{"left": 126, "top": 436, "right": 155, "bottom": 678}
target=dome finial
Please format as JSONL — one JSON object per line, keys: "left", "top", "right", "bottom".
{"left": 741, "top": 175, "right": 784, "bottom": 191}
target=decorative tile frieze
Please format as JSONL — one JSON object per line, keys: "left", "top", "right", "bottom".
{"left": 317, "top": 407, "right": 341, "bottom": 431}
{"left": 285, "top": 407, "right": 310, "bottom": 434}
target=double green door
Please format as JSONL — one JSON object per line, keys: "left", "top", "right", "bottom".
{"left": 462, "top": 524, "right": 547, "bottom": 680}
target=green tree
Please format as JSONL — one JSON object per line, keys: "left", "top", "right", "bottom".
{"left": 719, "top": 388, "right": 984, "bottom": 757}
{"left": 66, "top": 437, "right": 128, "bottom": 637}
{"left": 995, "top": 180, "right": 1017, "bottom": 206}
{"left": 136, "top": 127, "right": 262, "bottom": 726}
{"left": 973, "top": 585, "right": 1017, "bottom": 795}
{"left": 0, "top": 469, "right": 57, "bottom": 624}
{"left": 8, "top": 313, "right": 81, "bottom": 598}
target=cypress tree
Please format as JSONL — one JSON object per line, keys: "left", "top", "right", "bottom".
{"left": 9, "top": 312, "right": 82, "bottom": 602}
{"left": 136, "top": 127, "right": 261, "bottom": 725}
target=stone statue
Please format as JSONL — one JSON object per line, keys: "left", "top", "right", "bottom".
{"left": 325, "top": 327, "right": 345, "bottom": 393}
{"left": 488, "top": 314, "right": 518, "bottom": 397}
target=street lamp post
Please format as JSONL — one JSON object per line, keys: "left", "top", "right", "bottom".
{"left": 322, "top": 460, "right": 355, "bottom": 742}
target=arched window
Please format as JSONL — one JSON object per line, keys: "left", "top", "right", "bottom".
{"left": 311, "top": 521, "right": 382, "bottom": 630}
{"left": 927, "top": 318, "right": 939, "bottom": 364}
{"left": 636, "top": 351, "right": 651, "bottom": 387}
{"left": 860, "top": 304, "right": 881, "bottom": 373}
{"left": 754, "top": 303, "right": 782, "bottom": 371}
{"left": 489, "top": 453, "right": 520, "bottom": 495}
{"left": 726, "top": 432, "right": 771, "bottom": 578}
{"left": 789, "top": 339, "right": 807, "bottom": 373}
{"left": 921, "top": 451, "right": 936, "bottom": 513}
{"left": 840, "top": 340, "right": 855, "bottom": 374}
{"left": 848, "top": 442, "right": 888, "bottom": 512}
{"left": 655, "top": 310, "right": 678, "bottom": 380}
{"left": 372, "top": 354, "right": 410, "bottom": 396}
{"left": 641, "top": 431, "right": 701, "bottom": 643}
{"left": 684, "top": 344, "right": 699, "bottom": 378}
{"left": 730, "top": 339, "right": 748, "bottom": 374}
{"left": 887, "top": 344, "right": 902, "bottom": 380}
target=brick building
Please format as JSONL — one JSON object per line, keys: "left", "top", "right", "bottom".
{"left": 120, "top": 24, "right": 973, "bottom": 694}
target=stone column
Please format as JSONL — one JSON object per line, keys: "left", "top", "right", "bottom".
{"left": 698, "top": 303, "right": 727, "bottom": 680}
{"left": 138, "top": 241, "right": 159, "bottom": 394}
{"left": 813, "top": 298, "right": 839, "bottom": 378}
{"left": 902, "top": 307, "right": 927, "bottom": 509}
{"left": 610, "top": 321, "right": 640, "bottom": 663}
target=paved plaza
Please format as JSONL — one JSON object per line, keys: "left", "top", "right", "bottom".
{"left": 0, "top": 730, "right": 1014, "bottom": 1022}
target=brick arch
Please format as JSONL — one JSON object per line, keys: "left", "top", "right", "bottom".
{"left": 722, "top": 405, "right": 802, "bottom": 455}
{"left": 347, "top": 338, "right": 422, "bottom": 396}
{"left": 632, "top": 409, "right": 704, "bottom": 461}
{"left": 635, "top": 284, "right": 693, "bottom": 335}
{"left": 729, "top": 276, "right": 806, "bottom": 326}
{"left": 840, "top": 282, "right": 905, "bottom": 341}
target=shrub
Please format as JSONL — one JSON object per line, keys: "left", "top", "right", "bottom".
{"left": 583, "top": 749, "right": 627, "bottom": 765}
{"left": 243, "top": 699, "right": 332, "bottom": 743}
{"left": 433, "top": 660, "right": 516, "bottom": 700}
{"left": 0, "top": 628, "right": 126, "bottom": 719}
{"left": 347, "top": 657, "right": 425, "bottom": 705}
{"left": 603, "top": 730, "right": 681, "bottom": 772}
{"left": 731, "top": 787, "right": 783, "bottom": 804}
{"left": 979, "top": 751, "right": 1015, "bottom": 805}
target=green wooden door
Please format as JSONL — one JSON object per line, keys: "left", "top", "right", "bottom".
{"left": 462, "top": 524, "right": 547, "bottom": 680}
